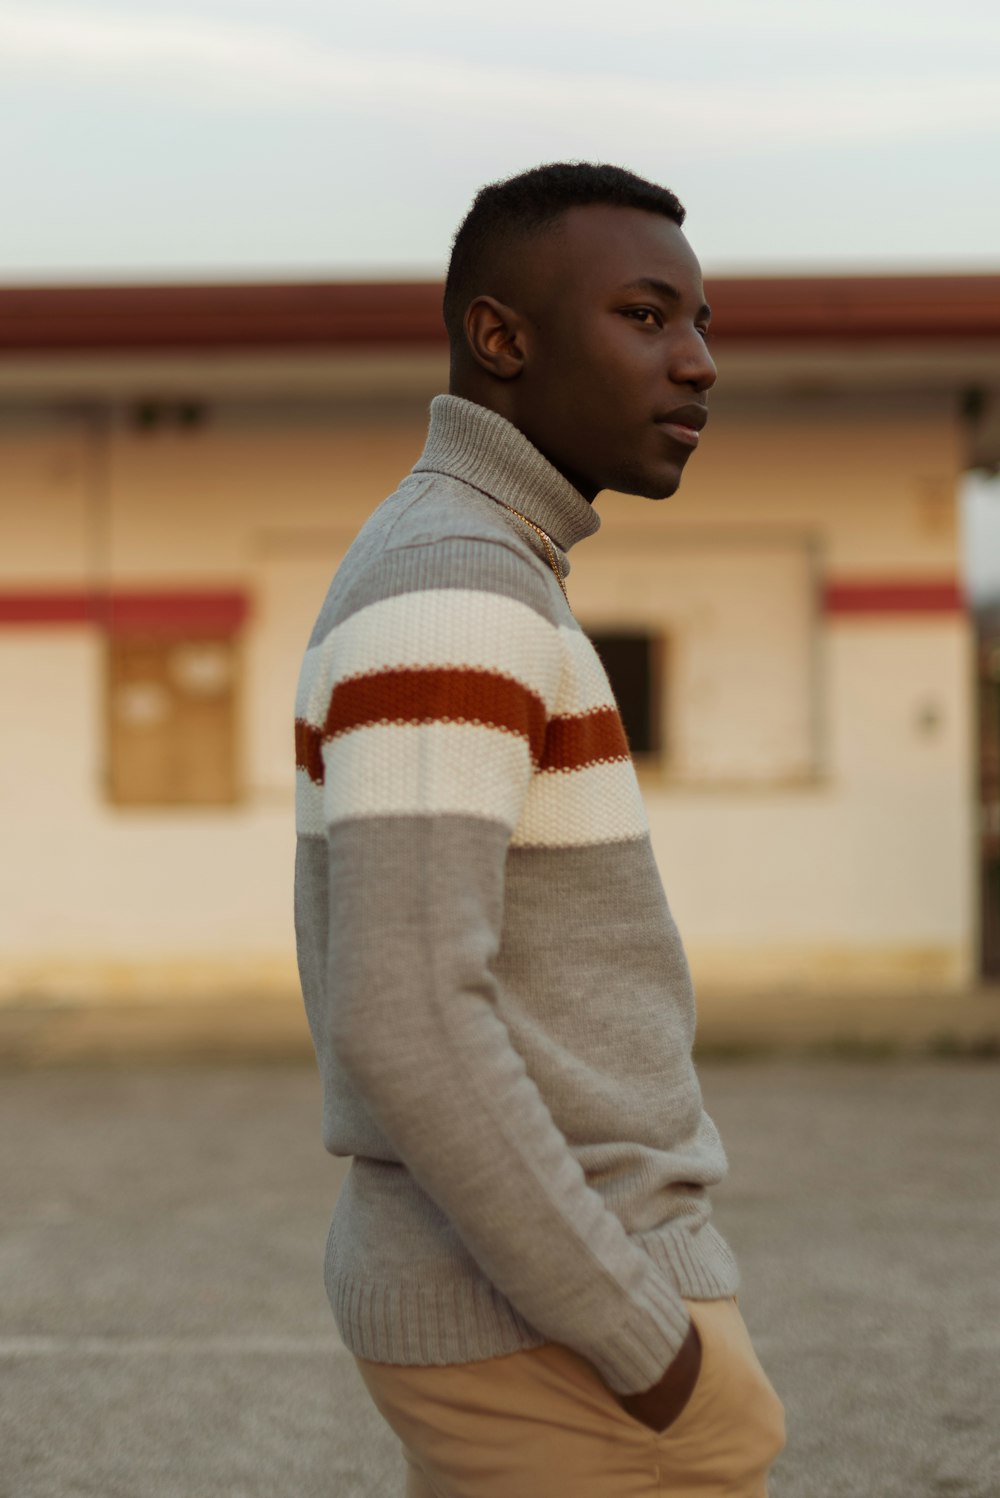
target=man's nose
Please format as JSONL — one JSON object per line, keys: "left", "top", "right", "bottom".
{"left": 673, "top": 333, "right": 717, "bottom": 393}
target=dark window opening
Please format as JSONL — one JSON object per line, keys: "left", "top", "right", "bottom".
{"left": 587, "top": 630, "right": 664, "bottom": 759}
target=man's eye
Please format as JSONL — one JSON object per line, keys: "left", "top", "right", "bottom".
{"left": 625, "top": 308, "right": 661, "bottom": 326}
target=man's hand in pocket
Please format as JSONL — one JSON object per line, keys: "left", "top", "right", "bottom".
{"left": 616, "top": 1318, "right": 703, "bottom": 1434}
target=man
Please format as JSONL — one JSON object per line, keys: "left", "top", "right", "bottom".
{"left": 294, "top": 163, "right": 785, "bottom": 1497}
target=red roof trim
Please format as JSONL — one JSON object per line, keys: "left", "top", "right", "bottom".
{"left": 0, "top": 283, "right": 445, "bottom": 353}
{"left": 0, "top": 590, "right": 250, "bottom": 634}
{"left": 824, "top": 579, "right": 965, "bottom": 615}
{"left": 1, "top": 274, "right": 1000, "bottom": 353}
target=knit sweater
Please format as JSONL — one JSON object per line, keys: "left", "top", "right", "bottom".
{"left": 293, "top": 394, "right": 738, "bottom": 1398}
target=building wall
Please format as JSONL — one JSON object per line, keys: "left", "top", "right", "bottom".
{"left": 0, "top": 406, "right": 425, "bottom": 1001}
{"left": 0, "top": 395, "right": 975, "bottom": 1001}
{"left": 570, "top": 402, "right": 975, "bottom": 990}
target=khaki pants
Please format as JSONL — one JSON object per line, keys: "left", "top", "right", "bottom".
{"left": 356, "top": 1297, "right": 785, "bottom": 1497}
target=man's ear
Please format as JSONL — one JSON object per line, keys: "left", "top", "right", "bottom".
{"left": 463, "top": 296, "right": 526, "bottom": 381}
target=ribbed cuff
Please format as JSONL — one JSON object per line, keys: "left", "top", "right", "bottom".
{"left": 592, "top": 1223, "right": 741, "bottom": 1394}
{"left": 585, "top": 1265, "right": 693, "bottom": 1396}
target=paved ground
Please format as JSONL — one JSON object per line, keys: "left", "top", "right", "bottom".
{"left": 1, "top": 1059, "right": 998, "bottom": 1498}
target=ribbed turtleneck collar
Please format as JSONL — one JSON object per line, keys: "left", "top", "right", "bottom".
{"left": 413, "top": 395, "right": 601, "bottom": 561}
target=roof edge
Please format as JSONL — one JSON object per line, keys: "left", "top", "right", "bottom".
{"left": 2, "top": 273, "right": 1000, "bottom": 353}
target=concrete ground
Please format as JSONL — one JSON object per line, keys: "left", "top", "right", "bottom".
{"left": 1, "top": 1060, "right": 998, "bottom": 1498}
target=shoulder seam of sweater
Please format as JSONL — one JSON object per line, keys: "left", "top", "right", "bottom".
{"left": 380, "top": 532, "right": 553, "bottom": 586}
{"left": 382, "top": 471, "right": 559, "bottom": 584}
{"left": 372, "top": 472, "right": 437, "bottom": 548}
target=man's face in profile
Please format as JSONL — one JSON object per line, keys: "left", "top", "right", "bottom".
{"left": 512, "top": 204, "right": 717, "bottom": 503}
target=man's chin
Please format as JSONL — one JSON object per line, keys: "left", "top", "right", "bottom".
{"left": 613, "top": 465, "right": 684, "bottom": 502}
{"left": 589, "top": 449, "right": 688, "bottom": 501}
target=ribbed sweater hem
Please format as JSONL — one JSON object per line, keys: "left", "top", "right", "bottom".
{"left": 330, "top": 1220, "right": 739, "bottom": 1375}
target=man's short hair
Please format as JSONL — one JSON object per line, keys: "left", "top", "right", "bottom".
{"left": 443, "top": 162, "right": 686, "bottom": 344}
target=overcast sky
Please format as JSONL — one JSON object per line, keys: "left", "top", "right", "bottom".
{"left": 2, "top": 0, "right": 999, "bottom": 281}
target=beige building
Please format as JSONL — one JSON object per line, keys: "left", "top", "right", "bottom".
{"left": 2, "top": 274, "right": 999, "bottom": 1015}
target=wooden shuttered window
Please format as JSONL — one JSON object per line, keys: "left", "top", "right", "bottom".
{"left": 107, "top": 635, "right": 239, "bottom": 806}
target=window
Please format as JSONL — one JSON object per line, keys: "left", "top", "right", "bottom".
{"left": 107, "top": 635, "right": 239, "bottom": 806}
{"left": 588, "top": 629, "right": 664, "bottom": 760}
{"left": 574, "top": 538, "right": 816, "bottom": 783}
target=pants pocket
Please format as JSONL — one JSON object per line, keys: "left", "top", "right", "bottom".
{"left": 653, "top": 1298, "right": 786, "bottom": 1488}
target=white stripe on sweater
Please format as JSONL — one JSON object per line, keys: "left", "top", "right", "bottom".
{"left": 295, "top": 589, "right": 615, "bottom": 729}
{"left": 511, "top": 760, "right": 649, "bottom": 848}
{"left": 296, "top": 727, "right": 648, "bottom": 846}
{"left": 319, "top": 720, "right": 533, "bottom": 828}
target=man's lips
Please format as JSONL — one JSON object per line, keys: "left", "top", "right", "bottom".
{"left": 655, "top": 421, "right": 701, "bottom": 448}
{"left": 653, "top": 405, "right": 708, "bottom": 449}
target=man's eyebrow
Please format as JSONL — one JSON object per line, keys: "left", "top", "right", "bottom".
{"left": 619, "top": 277, "right": 712, "bottom": 322}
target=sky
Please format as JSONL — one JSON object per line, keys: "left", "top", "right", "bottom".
{"left": 1, "top": 0, "right": 999, "bottom": 282}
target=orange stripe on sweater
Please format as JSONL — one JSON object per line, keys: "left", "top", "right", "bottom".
{"left": 295, "top": 667, "right": 549, "bottom": 784}
{"left": 540, "top": 706, "right": 629, "bottom": 772}
{"left": 295, "top": 718, "right": 326, "bottom": 784}
{"left": 296, "top": 673, "right": 630, "bottom": 787}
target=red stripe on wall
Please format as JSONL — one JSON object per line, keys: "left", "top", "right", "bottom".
{"left": 0, "top": 590, "right": 249, "bottom": 634}
{"left": 0, "top": 593, "right": 92, "bottom": 625}
{"left": 823, "top": 580, "right": 964, "bottom": 615}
